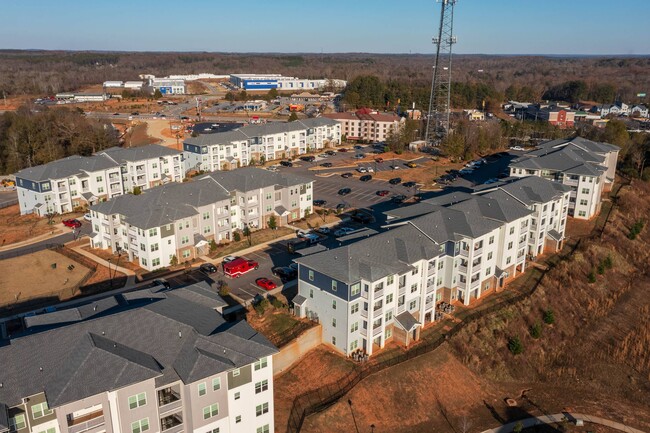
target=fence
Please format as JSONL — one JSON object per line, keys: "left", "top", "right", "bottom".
{"left": 0, "top": 199, "right": 18, "bottom": 210}
{"left": 285, "top": 179, "right": 630, "bottom": 433}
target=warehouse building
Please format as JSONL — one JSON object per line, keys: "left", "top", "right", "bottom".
{"left": 229, "top": 74, "right": 346, "bottom": 91}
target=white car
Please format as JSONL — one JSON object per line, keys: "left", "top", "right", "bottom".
{"left": 222, "top": 255, "right": 238, "bottom": 263}
{"left": 366, "top": 167, "right": 374, "bottom": 173}
{"left": 83, "top": 213, "right": 92, "bottom": 221}
{"left": 357, "top": 167, "right": 367, "bottom": 173}
{"left": 510, "top": 146, "right": 525, "bottom": 151}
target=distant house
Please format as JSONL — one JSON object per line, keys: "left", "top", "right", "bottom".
{"left": 526, "top": 104, "right": 575, "bottom": 128}
{"left": 323, "top": 109, "right": 404, "bottom": 143}
{"left": 594, "top": 102, "right": 632, "bottom": 118}
{"left": 464, "top": 109, "right": 485, "bottom": 121}
{"left": 630, "top": 104, "right": 649, "bottom": 118}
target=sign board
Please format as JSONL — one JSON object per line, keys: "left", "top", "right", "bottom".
{"left": 637, "top": 93, "right": 646, "bottom": 97}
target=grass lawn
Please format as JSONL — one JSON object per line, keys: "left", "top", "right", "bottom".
{"left": 209, "top": 226, "right": 294, "bottom": 259}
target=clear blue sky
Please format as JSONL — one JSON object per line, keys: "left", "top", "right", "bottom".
{"left": 1, "top": 0, "right": 648, "bottom": 54}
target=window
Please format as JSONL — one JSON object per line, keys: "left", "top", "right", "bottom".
{"left": 410, "top": 283, "right": 418, "bottom": 293}
{"left": 203, "top": 403, "right": 219, "bottom": 419}
{"left": 507, "top": 241, "right": 513, "bottom": 250}
{"left": 331, "top": 280, "right": 337, "bottom": 291}
{"left": 387, "top": 275, "right": 394, "bottom": 285}
{"left": 234, "top": 392, "right": 241, "bottom": 400}
{"left": 181, "top": 235, "right": 189, "bottom": 245}
{"left": 332, "top": 318, "right": 336, "bottom": 327}
{"left": 255, "top": 379, "right": 269, "bottom": 394}
{"left": 579, "top": 199, "right": 588, "bottom": 206}
{"left": 412, "top": 266, "right": 419, "bottom": 275}
{"left": 578, "top": 210, "right": 587, "bottom": 217}
{"left": 198, "top": 382, "right": 207, "bottom": 396}
{"left": 96, "top": 176, "right": 103, "bottom": 182}
{"left": 31, "top": 402, "right": 53, "bottom": 418}
{"left": 254, "top": 357, "right": 268, "bottom": 370}
{"left": 257, "top": 423, "right": 271, "bottom": 433}
{"left": 385, "top": 311, "right": 393, "bottom": 321}
{"left": 148, "top": 228, "right": 157, "bottom": 237}
{"left": 581, "top": 188, "right": 590, "bottom": 194}
{"left": 385, "top": 328, "right": 392, "bottom": 339}
{"left": 438, "top": 261, "right": 444, "bottom": 270}
{"left": 233, "top": 368, "right": 241, "bottom": 377}
{"left": 398, "top": 295, "right": 405, "bottom": 306}
{"left": 486, "top": 267, "right": 492, "bottom": 276}
{"left": 350, "top": 322, "right": 359, "bottom": 332}
{"left": 489, "top": 236, "right": 495, "bottom": 245}
{"left": 202, "top": 212, "right": 210, "bottom": 220}
{"left": 332, "top": 336, "right": 336, "bottom": 345}
{"left": 309, "top": 289, "right": 313, "bottom": 298}
{"left": 351, "top": 282, "right": 360, "bottom": 296}
{"left": 487, "top": 252, "right": 493, "bottom": 260}
{"left": 386, "top": 293, "right": 393, "bottom": 303}
{"left": 182, "top": 250, "right": 191, "bottom": 258}
{"left": 350, "top": 303, "right": 359, "bottom": 314}
{"left": 212, "top": 377, "right": 221, "bottom": 391}
{"left": 9, "top": 414, "right": 26, "bottom": 430}
{"left": 131, "top": 418, "right": 150, "bottom": 433}
{"left": 150, "top": 243, "right": 159, "bottom": 252}
{"left": 509, "top": 227, "right": 515, "bottom": 235}
{"left": 36, "top": 428, "right": 56, "bottom": 433}
{"left": 409, "top": 300, "right": 417, "bottom": 310}
{"left": 506, "top": 256, "right": 512, "bottom": 265}
{"left": 350, "top": 340, "right": 359, "bottom": 351}
{"left": 128, "top": 392, "right": 147, "bottom": 409}
{"left": 256, "top": 402, "right": 269, "bottom": 416}
{"left": 308, "top": 270, "right": 314, "bottom": 281}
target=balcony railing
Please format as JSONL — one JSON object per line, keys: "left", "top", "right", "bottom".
{"left": 373, "top": 303, "right": 382, "bottom": 312}
{"left": 426, "top": 283, "right": 436, "bottom": 294}
{"left": 159, "top": 399, "right": 183, "bottom": 416}
{"left": 68, "top": 412, "right": 105, "bottom": 433}
{"left": 473, "top": 247, "right": 483, "bottom": 256}
{"left": 460, "top": 248, "right": 469, "bottom": 257}
{"left": 360, "top": 309, "right": 368, "bottom": 319}
{"left": 373, "top": 287, "right": 384, "bottom": 298}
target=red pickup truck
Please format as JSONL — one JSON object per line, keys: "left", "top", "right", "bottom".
{"left": 223, "top": 257, "right": 259, "bottom": 278}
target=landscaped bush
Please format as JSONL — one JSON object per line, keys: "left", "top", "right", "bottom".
{"left": 543, "top": 309, "right": 555, "bottom": 325}
{"left": 254, "top": 298, "right": 270, "bottom": 315}
{"left": 627, "top": 219, "right": 644, "bottom": 240}
{"left": 588, "top": 270, "right": 597, "bottom": 283}
{"left": 508, "top": 336, "right": 524, "bottom": 355}
{"left": 529, "top": 322, "right": 542, "bottom": 339}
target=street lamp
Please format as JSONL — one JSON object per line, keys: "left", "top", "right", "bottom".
{"left": 107, "top": 258, "right": 113, "bottom": 289}
{"left": 347, "top": 399, "right": 360, "bottom": 433}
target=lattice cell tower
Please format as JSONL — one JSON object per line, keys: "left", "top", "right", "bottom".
{"left": 425, "top": 0, "right": 458, "bottom": 145}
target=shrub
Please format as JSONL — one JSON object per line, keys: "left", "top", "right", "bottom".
{"left": 543, "top": 309, "right": 555, "bottom": 325}
{"left": 218, "top": 282, "right": 230, "bottom": 297}
{"left": 269, "top": 296, "right": 284, "bottom": 309}
{"left": 603, "top": 254, "right": 614, "bottom": 269}
{"left": 508, "top": 336, "right": 524, "bottom": 355}
{"left": 587, "top": 270, "right": 597, "bottom": 283}
{"left": 209, "top": 240, "right": 218, "bottom": 252}
{"left": 169, "top": 255, "right": 178, "bottom": 266}
{"left": 596, "top": 262, "right": 606, "bottom": 275}
{"left": 627, "top": 219, "right": 644, "bottom": 240}
{"left": 233, "top": 231, "right": 241, "bottom": 242}
{"left": 529, "top": 322, "right": 542, "bottom": 339}
{"left": 513, "top": 422, "right": 524, "bottom": 433}
{"left": 254, "top": 298, "right": 270, "bottom": 315}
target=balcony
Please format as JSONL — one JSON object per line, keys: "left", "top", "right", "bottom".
{"left": 373, "top": 287, "right": 384, "bottom": 298}
{"left": 473, "top": 247, "right": 483, "bottom": 256}
{"left": 427, "top": 266, "right": 436, "bottom": 276}
{"left": 398, "top": 284, "right": 406, "bottom": 295}
{"left": 360, "top": 308, "right": 368, "bottom": 319}
{"left": 459, "top": 264, "right": 467, "bottom": 273}
{"left": 460, "top": 248, "right": 469, "bottom": 257}
{"left": 470, "top": 278, "right": 480, "bottom": 289}
{"left": 426, "top": 283, "right": 436, "bottom": 294}
{"left": 160, "top": 413, "right": 183, "bottom": 433}
{"left": 68, "top": 411, "right": 105, "bottom": 433}
{"left": 373, "top": 302, "right": 383, "bottom": 312}
{"left": 158, "top": 388, "right": 182, "bottom": 415}
{"left": 458, "top": 280, "right": 467, "bottom": 290}
{"left": 372, "top": 323, "right": 383, "bottom": 336}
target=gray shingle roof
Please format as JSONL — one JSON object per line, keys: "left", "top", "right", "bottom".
{"left": 395, "top": 311, "right": 420, "bottom": 332}
{"left": 202, "top": 167, "right": 310, "bottom": 192}
{"left": 99, "top": 145, "right": 181, "bottom": 163}
{"left": 482, "top": 176, "right": 572, "bottom": 206}
{"left": 0, "top": 288, "right": 276, "bottom": 408}
{"left": 184, "top": 118, "right": 338, "bottom": 148}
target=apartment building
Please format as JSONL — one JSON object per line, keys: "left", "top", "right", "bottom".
{"left": 0, "top": 282, "right": 277, "bottom": 433}
{"left": 292, "top": 176, "right": 570, "bottom": 357}
{"left": 183, "top": 118, "right": 340, "bottom": 173}
{"left": 89, "top": 168, "right": 313, "bottom": 271}
{"left": 323, "top": 109, "right": 404, "bottom": 143}
{"left": 525, "top": 104, "right": 575, "bottom": 128}
{"left": 509, "top": 136, "right": 619, "bottom": 219}
{"left": 14, "top": 145, "right": 183, "bottom": 216}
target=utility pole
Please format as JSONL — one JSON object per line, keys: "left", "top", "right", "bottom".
{"left": 425, "top": 0, "right": 458, "bottom": 146}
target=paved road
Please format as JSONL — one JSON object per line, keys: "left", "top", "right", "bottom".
{"left": 0, "top": 190, "right": 17, "bottom": 207}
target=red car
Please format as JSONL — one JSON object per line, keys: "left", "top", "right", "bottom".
{"left": 62, "top": 219, "right": 82, "bottom": 228}
{"left": 338, "top": 148, "right": 348, "bottom": 152}
{"left": 375, "top": 157, "right": 384, "bottom": 163}
{"left": 256, "top": 278, "right": 277, "bottom": 291}
{"left": 376, "top": 190, "right": 390, "bottom": 196}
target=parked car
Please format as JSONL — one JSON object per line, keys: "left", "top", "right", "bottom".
{"left": 403, "top": 181, "right": 417, "bottom": 188}
{"left": 280, "top": 160, "right": 293, "bottom": 167}
{"left": 315, "top": 227, "right": 331, "bottom": 235}
{"left": 365, "top": 167, "right": 374, "bottom": 172}
{"left": 296, "top": 229, "right": 313, "bottom": 238}
{"left": 391, "top": 194, "right": 407, "bottom": 204}
{"left": 62, "top": 219, "right": 82, "bottom": 228}
{"left": 354, "top": 145, "right": 363, "bottom": 150}
{"left": 256, "top": 278, "right": 277, "bottom": 291}
{"left": 83, "top": 213, "right": 92, "bottom": 221}
{"left": 483, "top": 178, "right": 499, "bottom": 184}
{"left": 354, "top": 154, "right": 364, "bottom": 159}
{"left": 334, "top": 227, "right": 356, "bottom": 237}
{"left": 338, "top": 188, "right": 352, "bottom": 195}
{"left": 300, "top": 155, "right": 316, "bottom": 162}
{"left": 357, "top": 167, "right": 367, "bottom": 173}
{"left": 336, "top": 203, "right": 346, "bottom": 211}
{"left": 222, "top": 255, "right": 238, "bottom": 264}
{"left": 272, "top": 266, "right": 297, "bottom": 282}
{"left": 376, "top": 190, "right": 390, "bottom": 196}
{"left": 375, "top": 157, "right": 384, "bottom": 163}
{"left": 405, "top": 162, "right": 417, "bottom": 168}
{"left": 359, "top": 175, "right": 372, "bottom": 182}
{"left": 320, "top": 162, "right": 333, "bottom": 167}
{"left": 341, "top": 172, "right": 353, "bottom": 178}
{"left": 350, "top": 211, "right": 374, "bottom": 224}
{"left": 390, "top": 165, "right": 400, "bottom": 170}
{"left": 510, "top": 146, "right": 525, "bottom": 151}
{"left": 459, "top": 168, "right": 473, "bottom": 175}
{"left": 388, "top": 177, "right": 402, "bottom": 185}
{"left": 325, "top": 150, "right": 337, "bottom": 156}
{"left": 338, "top": 148, "right": 348, "bottom": 152}
{"left": 313, "top": 199, "right": 327, "bottom": 207}
{"left": 199, "top": 263, "right": 218, "bottom": 273}
{"left": 153, "top": 278, "right": 170, "bottom": 289}
{"left": 288, "top": 263, "right": 299, "bottom": 272}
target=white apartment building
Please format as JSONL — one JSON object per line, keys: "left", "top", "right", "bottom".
{"left": 90, "top": 168, "right": 313, "bottom": 271}
{"left": 293, "top": 176, "right": 570, "bottom": 357}
{"left": 183, "top": 118, "right": 340, "bottom": 173}
{"left": 0, "top": 282, "right": 277, "bottom": 433}
{"left": 322, "top": 110, "right": 405, "bottom": 143}
{"left": 14, "top": 145, "right": 182, "bottom": 216}
{"left": 509, "top": 136, "right": 619, "bottom": 219}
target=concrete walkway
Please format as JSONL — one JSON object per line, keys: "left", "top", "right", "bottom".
{"left": 480, "top": 412, "right": 647, "bottom": 433}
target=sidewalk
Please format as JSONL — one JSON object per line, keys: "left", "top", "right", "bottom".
{"left": 70, "top": 244, "right": 138, "bottom": 287}
{"left": 480, "top": 412, "right": 647, "bottom": 433}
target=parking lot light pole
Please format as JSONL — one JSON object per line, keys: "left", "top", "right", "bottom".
{"left": 107, "top": 258, "right": 113, "bottom": 289}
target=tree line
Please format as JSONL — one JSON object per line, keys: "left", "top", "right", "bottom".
{"left": 0, "top": 106, "right": 119, "bottom": 175}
